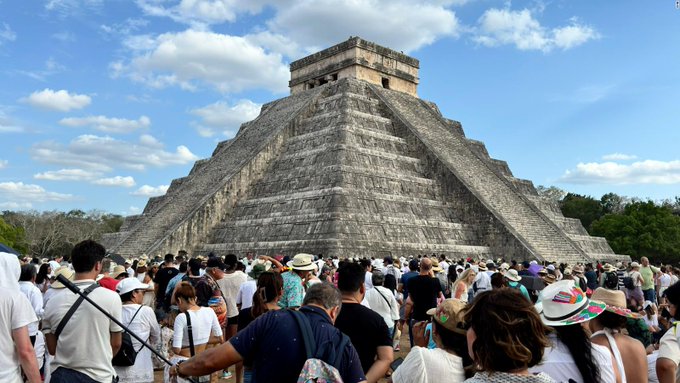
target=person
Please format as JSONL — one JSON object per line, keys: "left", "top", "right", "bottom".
{"left": 154, "top": 253, "right": 179, "bottom": 311}
{"left": 98, "top": 258, "right": 120, "bottom": 291}
{"left": 530, "top": 280, "right": 618, "bottom": 383}
{"left": 463, "top": 289, "right": 555, "bottom": 382}
{"left": 656, "top": 281, "right": 680, "bottom": 382}
{"left": 135, "top": 260, "right": 148, "bottom": 283}
{"left": 364, "top": 270, "right": 400, "bottom": 343}
{"left": 49, "top": 255, "right": 64, "bottom": 275}
{"left": 335, "top": 262, "right": 393, "bottom": 382}
{"left": 658, "top": 267, "right": 672, "bottom": 301}
{"left": 236, "top": 271, "right": 283, "bottom": 383}
{"left": 36, "top": 263, "right": 52, "bottom": 293}
{"left": 383, "top": 256, "right": 402, "bottom": 283}
{"left": 18, "top": 264, "right": 43, "bottom": 345}
{"left": 43, "top": 240, "right": 123, "bottom": 383}
{"left": 166, "top": 261, "right": 187, "bottom": 309}
{"left": 393, "top": 299, "right": 470, "bottom": 383}
{"left": 236, "top": 262, "right": 268, "bottom": 311}
{"left": 172, "top": 258, "right": 213, "bottom": 307}
{"left": 279, "top": 253, "right": 315, "bottom": 309}
{"left": 141, "top": 265, "right": 156, "bottom": 308}
{"left": 504, "top": 268, "right": 531, "bottom": 301}
{"left": 43, "top": 266, "right": 74, "bottom": 309}
{"left": 405, "top": 257, "right": 444, "bottom": 347}
{"left": 451, "top": 268, "right": 475, "bottom": 303}
{"left": 166, "top": 282, "right": 224, "bottom": 383}
{"left": 0, "top": 252, "right": 42, "bottom": 383}
{"left": 600, "top": 263, "right": 620, "bottom": 290}
{"left": 642, "top": 301, "right": 662, "bottom": 342}
{"left": 590, "top": 288, "right": 648, "bottom": 383}
{"left": 114, "top": 278, "right": 160, "bottom": 383}
{"left": 627, "top": 262, "right": 645, "bottom": 305}
{"left": 216, "top": 254, "right": 248, "bottom": 342}
{"left": 472, "top": 263, "right": 491, "bottom": 297}
{"left": 640, "top": 257, "right": 660, "bottom": 303}
{"left": 168, "top": 282, "right": 366, "bottom": 383}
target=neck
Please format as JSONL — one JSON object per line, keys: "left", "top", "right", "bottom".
{"left": 341, "top": 292, "right": 362, "bottom": 304}
{"left": 75, "top": 271, "right": 98, "bottom": 281}
{"left": 419, "top": 271, "right": 430, "bottom": 276}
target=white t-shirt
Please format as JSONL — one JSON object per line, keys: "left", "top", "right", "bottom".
{"left": 236, "top": 279, "right": 257, "bottom": 310}
{"left": 173, "top": 307, "right": 222, "bottom": 349}
{"left": 529, "top": 336, "right": 616, "bottom": 383}
{"left": 630, "top": 271, "right": 643, "bottom": 287}
{"left": 217, "top": 271, "right": 247, "bottom": 319}
{"left": 18, "top": 281, "right": 43, "bottom": 336}
{"left": 0, "top": 293, "right": 37, "bottom": 383}
{"left": 643, "top": 314, "right": 659, "bottom": 330}
{"left": 659, "top": 323, "right": 680, "bottom": 380}
{"left": 365, "top": 286, "right": 400, "bottom": 329}
{"left": 43, "top": 280, "right": 123, "bottom": 382}
{"left": 393, "top": 346, "right": 465, "bottom": 383}
{"left": 382, "top": 265, "right": 402, "bottom": 282}
{"left": 365, "top": 271, "right": 374, "bottom": 290}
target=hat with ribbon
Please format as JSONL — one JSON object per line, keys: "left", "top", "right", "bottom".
{"left": 538, "top": 280, "right": 606, "bottom": 326}
{"left": 590, "top": 288, "right": 642, "bottom": 318}
{"left": 426, "top": 299, "right": 467, "bottom": 334}
{"left": 287, "top": 253, "right": 316, "bottom": 271}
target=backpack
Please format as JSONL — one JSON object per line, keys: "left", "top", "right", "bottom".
{"left": 604, "top": 271, "right": 619, "bottom": 289}
{"left": 289, "top": 310, "right": 349, "bottom": 383}
{"left": 623, "top": 276, "right": 635, "bottom": 290}
{"left": 112, "top": 306, "right": 144, "bottom": 367}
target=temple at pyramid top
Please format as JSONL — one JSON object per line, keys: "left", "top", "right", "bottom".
{"left": 289, "top": 36, "right": 420, "bottom": 96}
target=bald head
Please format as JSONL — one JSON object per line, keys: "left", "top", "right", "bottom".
{"left": 420, "top": 257, "right": 432, "bottom": 272}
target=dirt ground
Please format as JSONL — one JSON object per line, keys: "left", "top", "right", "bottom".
{"left": 153, "top": 329, "right": 412, "bottom": 382}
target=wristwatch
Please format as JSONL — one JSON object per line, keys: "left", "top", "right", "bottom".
{"left": 175, "top": 360, "right": 189, "bottom": 379}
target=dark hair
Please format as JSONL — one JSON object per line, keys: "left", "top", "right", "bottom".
{"left": 490, "top": 272, "right": 506, "bottom": 289}
{"left": 175, "top": 282, "right": 196, "bottom": 301}
{"left": 188, "top": 258, "right": 202, "bottom": 276}
{"left": 251, "top": 272, "right": 284, "bottom": 318}
{"left": 147, "top": 266, "right": 156, "bottom": 280}
{"left": 20, "top": 264, "right": 36, "bottom": 281}
{"left": 384, "top": 274, "right": 397, "bottom": 293}
{"left": 303, "top": 282, "right": 341, "bottom": 309}
{"left": 224, "top": 254, "right": 238, "bottom": 271}
{"left": 71, "top": 240, "right": 106, "bottom": 273}
{"left": 553, "top": 325, "right": 600, "bottom": 383}
{"left": 597, "top": 311, "right": 627, "bottom": 329}
{"left": 36, "top": 263, "right": 51, "bottom": 284}
{"left": 178, "top": 261, "right": 188, "bottom": 273}
{"left": 337, "top": 262, "right": 365, "bottom": 293}
{"left": 236, "top": 261, "right": 246, "bottom": 272}
{"left": 447, "top": 265, "right": 458, "bottom": 284}
{"left": 120, "top": 291, "right": 135, "bottom": 303}
{"left": 409, "top": 259, "right": 419, "bottom": 271}
{"left": 164, "top": 253, "right": 175, "bottom": 263}
{"left": 433, "top": 320, "right": 474, "bottom": 378}
{"left": 664, "top": 281, "right": 680, "bottom": 320}
{"left": 464, "top": 289, "right": 549, "bottom": 372}
{"left": 359, "top": 259, "right": 371, "bottom": 270}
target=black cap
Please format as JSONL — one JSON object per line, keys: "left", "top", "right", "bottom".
{"left": 207, "top": 257, "right": 226, "bottom": 270}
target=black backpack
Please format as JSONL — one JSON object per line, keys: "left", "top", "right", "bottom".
{"left": 112, "top": 306, "right": 144, "bottom": 367}
{"left": 604, "top": 271, "right": 619, "bottom": 289}
{"left": 623, "top": 276, "right": 635, "bottom": 290}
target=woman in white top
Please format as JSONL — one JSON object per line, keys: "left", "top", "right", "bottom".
{"left": 114, "top": 278, "right": 160, "bottom": 383}
{"left": 165, "top": 282, "right": 223, "bottom": 383}
{"left": 530, "top": 280, "right": 619, "bottom": 383}
{"left": 393, "top": 299, "right": 470, "bottom": 383}
{"left": 451, "top": 269, "right": 475, "bottom": 303}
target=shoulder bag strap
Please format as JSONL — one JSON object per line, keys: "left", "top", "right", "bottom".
{"left": 290, "top": 310, "right": 316, "bottom": 359}
{"left": 332, "top": 334, "right": 350, "bottom": 368}
{"left": 185, "top": 312, "right": 196, "bottom": 357}
{"left": 54, "top": 283, "right": 99, "bottom": 338}
{"left": 128, "top": 305, "right": 145, "bottom": 352}
{"left": 374, "top": 287, "right": 392, "bottom": 309}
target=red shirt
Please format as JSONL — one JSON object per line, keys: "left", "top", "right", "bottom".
{"left": 98, "top": 276, "right": 120, "bottom": 291}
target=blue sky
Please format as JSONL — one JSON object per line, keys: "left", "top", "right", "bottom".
{"left": 0, "top": 0, "right": 679, "bottom": 215}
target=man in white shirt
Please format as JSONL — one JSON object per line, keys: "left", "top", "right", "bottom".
{"left": 659, "top": 266, "right": 672, "bottom": 300}
{"left": 18, "top": 264, "right": 43, "bottom": 343}
{"left": 43, "top": 240, "right": 123, "bottom": 383}
{"left": 472, "top": 263, "right": 491, "bottom": 297}
{"left": 382, "top": 256, "right": 402, "bottom": 283}
{"left": 365, "top": 271, "right": 400, "bottom": 335}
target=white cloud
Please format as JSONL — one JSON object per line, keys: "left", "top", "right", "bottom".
{"left": 268, "top": 0, "right": 460, "bottom": 53}
{"left": 59, "top": 115, "right": 151, "bottom": 134}
{"left": 45, "top": 0, "right": 103, "bottom": 14}
{"left": 131, "top": 184, "right": 169, "bottom": 197}
{"left": 559, "top": 159, "right": 680, "bottom": 185}
{"left": 31, "top": 134, "right": 199, "bottom": 172}
{"left": 0, "top": 23, "right": 16, "bottom": 45}
{"left": 17, "top": 58, "right": 66, "bottom": 81}
{"left": 93, "top": 176, "right": 136, "bottom": 187}
{"left": 124, "top": 206, "right": 142, "bottom": 215}
{"left": 0, "top": 109, "right": 25, "bottom": 133}
{"left": 0, "top": 201, "right": 33, "bottom": 210}
{"left": 101, "top": 18, "right": 149, "bottom": 39}
{"left": 602, "top": 153, "right": 637, "bottom": 161}
{"left": 0, "top": 159, "right": 7, "bottom": 169}
{"left": 190, "top": 99, "right": 261, "bottom": 137}
{"left": 23, "top": 89, "right": 91, "bottom": 112}
{"left": 473, "top": 9, "right": 599, "bottom": 52}
{"left": 135, "top": 0, "right": 268, "bottom": 26}
{"left": 34, "top": 168, "right": 100, "bottom": 181}
{"left": 114, "top": 30, "right": 289, "bottom": 93}
{"left": 0, "top": 182, "right": 73, "bottom": 204}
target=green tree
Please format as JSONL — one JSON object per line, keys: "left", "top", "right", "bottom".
{"left": 0, "top": 216, "right": 28, "bottom": 254}
{"left": 591, "top": 201, "right": 680, "bottom": 263}
{"left": 536, "top": 185, "right": 567, "bottom": 203}
{"left": 560, "top": 193, "right": 604, "bottom": 231}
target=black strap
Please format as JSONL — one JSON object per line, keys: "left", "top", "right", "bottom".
{"left": 332, "top": 334, "right": 350, "bottom": 368}
{"left": 374, "top": 287, "right": 392, "bottom": 310}
{"left": 127, "top": 305, "right": 145, "bottom": 352}
{"left": 185, "top": 312, "right": 196, "bottom": 357}
{"left": 290, "top": 310, "right": 316, "bottom": 359}
{"left": 54, "top": 283, "right": 99, "bottom": 338}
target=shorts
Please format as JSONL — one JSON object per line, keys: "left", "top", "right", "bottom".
{"left": 227, "top": 315, "right": 239, "bottom": 326}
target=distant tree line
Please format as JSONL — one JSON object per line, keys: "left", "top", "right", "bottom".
{"left": 0, "top": 210, "right": 123, "bottom": 259}
{"left": 537, "top": 186, "right": 680, "bottom": 264}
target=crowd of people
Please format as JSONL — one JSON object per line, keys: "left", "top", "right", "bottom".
{"left": 6, "top": 240, "right": 680, "bottom": 383}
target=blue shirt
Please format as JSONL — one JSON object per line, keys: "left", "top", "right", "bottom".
{"left": 401, "top": 271, "right": 418, "bottom": 300}
{"left": 230, "top": 306, "right": 366, "bottom": 383}
{"left": 165, "top": 272, "right": 185, "bottom": 295}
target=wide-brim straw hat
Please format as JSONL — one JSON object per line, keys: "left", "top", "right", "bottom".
{"left": 538, "top": 280, "right": 606, "bottom": 327}
{"left": 111, "top": 265, "right": 128, "bottom": 279}
{"left": 602, "top": 263, "right": 614, "bottom": 272}
{"left": 504, "top": 269, "right": 522, "bottom": 282}
{"left": 591, "top": 288, "right": 642, "bottom": 318}
{"left": 287, "top": 253, "right": 316, "bottom": 271}
{"left": 51, "top": 266, "right": 74, "bottom": 289}
{"left": 431, "top": 259, "right": 443, "bottom": 272}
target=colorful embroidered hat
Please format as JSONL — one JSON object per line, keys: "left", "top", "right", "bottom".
{"left": 590, "top": 288, "right": 642, "bottom": 318}
{"left": 426, "top": 298, "right": 467, "bottom": 334}
{"left": 538, "top": 280, "right": 606, "bottom": 326}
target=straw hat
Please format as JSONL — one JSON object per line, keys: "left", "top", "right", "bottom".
{"left": 287, "top": 253, "right": 316, "bottom": 271}
{"left": 426, "top": 299, "right": 467, "bottom": 334}
{"left": 504, "top": 269, "right": 522, "bottom": 282}
{"left": 630, "top": 262, "right": 640, "bottom": 269}
{"left": 542, "top": 274, "right": 557, "bottom": 285}
{"left": 111, "top": 265, "right": 128, "bottom": 279}
{"left": 137, "top": 260, "right": 147, "bottom": 268}
{"left": 51, "top": 266, "right": 74, "bottom": 289}
{"left": 477, "top": 263, "right": 488, "bottom": 271}
{"left": 602, "top": 263, "right": 614, "bottom": 272}
{"left": 563, "top": 268, "right": 573, "bottom": 276}
{"left": 431, "top": 259, "right": 443, "bottom": 273}
{"left": 538, "top": 280, "right": 606, "bottom": 326}
{"left": 590, "top": 288, "right": 642, "bottom": 318}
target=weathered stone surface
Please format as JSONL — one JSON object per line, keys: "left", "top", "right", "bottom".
{"left": 104, "top": 37, "right": 627, "bottom": 263}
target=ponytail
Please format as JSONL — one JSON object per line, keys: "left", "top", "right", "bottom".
{"left": 251, "top": 272, "right": 283, "bottom": 318}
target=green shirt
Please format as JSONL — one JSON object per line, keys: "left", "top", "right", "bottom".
{"left": 640, "top": 265, "right": 660, "bottom": 290}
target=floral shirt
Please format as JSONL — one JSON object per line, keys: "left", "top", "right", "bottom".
{"left": 279, "top": 271, "right": 304, "bottom": 309}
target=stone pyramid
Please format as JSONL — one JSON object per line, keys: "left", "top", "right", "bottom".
{"left": 103, "top": 37, "right": 626, "bottom": 264}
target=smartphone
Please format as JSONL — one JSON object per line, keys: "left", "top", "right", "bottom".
{"left": 390, "top": 357, "right": 404, "bottom": 371}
